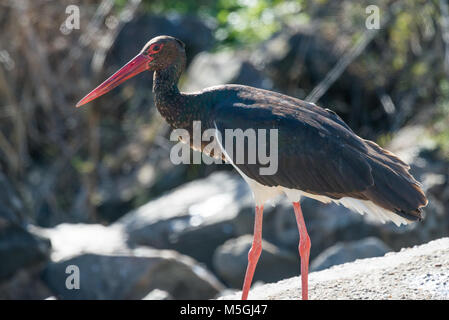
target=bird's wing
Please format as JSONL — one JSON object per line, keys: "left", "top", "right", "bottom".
{"left": 212, "top": 87, "right": 375, "bottom": 198}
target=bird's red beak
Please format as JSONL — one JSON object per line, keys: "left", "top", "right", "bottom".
{"left": 76, "top": 53, "right": 152, "bottom": 107}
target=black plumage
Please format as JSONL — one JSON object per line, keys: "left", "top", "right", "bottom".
{"left": 210, "top": 85, "right": 426, "bottom": 221}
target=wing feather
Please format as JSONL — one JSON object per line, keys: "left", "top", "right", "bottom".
{"left": 212, "top": 89, "right": 374, "bottom": 197}
{"left": 203, "top": 84, "right": 426, "bottom": 221}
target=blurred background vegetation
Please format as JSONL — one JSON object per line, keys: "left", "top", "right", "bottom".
{"left": 1, "top": 0, "right": 449, "bottom": 300}
{"left": 1, "top": 0, "right": 448, "bottom": 225}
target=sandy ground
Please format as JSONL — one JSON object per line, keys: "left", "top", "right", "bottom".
{"left": 220, "top": 237, "right": 449, "bottom": 300}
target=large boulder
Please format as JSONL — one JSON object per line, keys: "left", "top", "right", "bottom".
{"left": 34, "top": 223, "right": 224, "bottom": 299}
{"left": 213, "top": 235, "right": 298, "bottom": 288}
{"left": 116, "top": 171, "right": 257, "bottom": 268}
{"left": 42, "top": 248, "right": 224, "bottom": 300}
{"left": 310, "top": 237, "right": 391, "bottom": 271}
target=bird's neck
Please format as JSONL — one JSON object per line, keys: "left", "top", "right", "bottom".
{"left": 153, "top": 60, "right": 182, "bottom": 97}
{"left": 153, "top": 60, "right": 207, "bottom": 130}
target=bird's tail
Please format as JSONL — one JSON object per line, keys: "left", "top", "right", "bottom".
{"left": 361, "top": 140, "right": 427, "bottom": 223}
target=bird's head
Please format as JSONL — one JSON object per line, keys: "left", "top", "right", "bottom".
{"left": 76, "top": 35, "right": 185, "bottom": 107}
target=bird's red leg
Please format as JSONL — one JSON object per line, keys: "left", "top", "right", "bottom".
{"left": 293, "top": 201, "right": 311, "bottom": 300}
{"left": 241, "top": 205, "right": 263, "bottom": 300}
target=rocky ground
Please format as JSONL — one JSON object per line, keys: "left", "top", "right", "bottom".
{"left": 220, "top": 237, "right": 449, "bottom": 300}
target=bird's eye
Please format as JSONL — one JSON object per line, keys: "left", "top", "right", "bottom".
{"left": 151, "top": 44, "right": 161, "bottom": 53}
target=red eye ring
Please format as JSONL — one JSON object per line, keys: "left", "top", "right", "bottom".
{"left": 150, "top": 44, "right": 162, "bottom": 53}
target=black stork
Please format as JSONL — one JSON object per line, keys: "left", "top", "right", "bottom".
{"left": 77, "top": 35, "right": 428, "bottom": 300}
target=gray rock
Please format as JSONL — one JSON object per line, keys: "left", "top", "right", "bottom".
{"left": 116, "top": 172, "right": 256, "bottom": 268}
{"left": 42, "top": 247, "right": 224, "bottom": 300}
{"left": 219, "top": 237, "right": 449, "bottom": 300}
{"left": 310, "top": 237, "right": 391, "bottom": 271}
{"left": 213, "top": 235, "right": 298, "bottom": 288}
{"left": 33, "top": 222, "right": 225, "bottom": 299}
{"left": 183, "top": 51, "right": 271, "bottom": 92}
